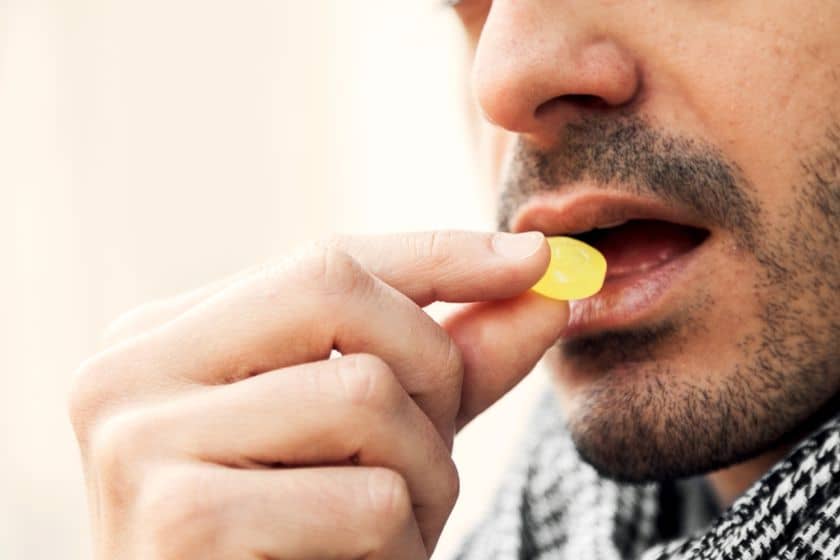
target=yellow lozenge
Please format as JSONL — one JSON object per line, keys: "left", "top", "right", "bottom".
{"left": 530, "top": 236, "right": 607, "bottom": 300}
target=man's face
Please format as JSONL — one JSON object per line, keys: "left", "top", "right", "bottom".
{"left": 453, "top": 1, "right": 840, "bottom": 481}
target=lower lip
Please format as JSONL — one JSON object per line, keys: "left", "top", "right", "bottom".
{"left": 561, "top": 239, "right": 709, "bottom": 338}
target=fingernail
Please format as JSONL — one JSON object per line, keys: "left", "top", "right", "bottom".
{"left": 491, "top": 231, "right": 545, "bottom": 259}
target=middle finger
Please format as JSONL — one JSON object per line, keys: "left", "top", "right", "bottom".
{"left": 82, "top": 247, "right": 463, "bottom": 440}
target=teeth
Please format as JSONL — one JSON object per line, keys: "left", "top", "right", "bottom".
{"left": 595, "top": 220, "right": 629, "bottom": 230}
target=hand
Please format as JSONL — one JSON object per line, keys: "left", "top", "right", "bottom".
{"left": 69, "top": 230, "right": 569, "bottom": 559}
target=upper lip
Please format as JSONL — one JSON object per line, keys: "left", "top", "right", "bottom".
{"left": 509, "top": 189, "right": 708, "bottom": 236}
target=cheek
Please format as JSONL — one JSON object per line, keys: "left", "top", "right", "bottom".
{"left": 663, "top": 19, "right": 838, "bottom": 222}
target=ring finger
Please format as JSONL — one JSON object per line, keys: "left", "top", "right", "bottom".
{"left": 134, "top": 353, "right": 459, "bottom": 551}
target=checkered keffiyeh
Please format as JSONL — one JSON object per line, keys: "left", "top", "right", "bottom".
{"left": 454, "top": 391, "right": 840, "bottom": 560}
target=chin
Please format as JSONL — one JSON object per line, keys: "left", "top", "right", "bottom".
{"left": 545, "top": 323, "right": 834, "bottom": 483}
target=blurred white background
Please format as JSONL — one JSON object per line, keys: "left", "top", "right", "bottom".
{"left": 1, "top": 1, "right": 548, "bottom": 558}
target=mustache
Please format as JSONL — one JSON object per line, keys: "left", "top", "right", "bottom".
{"left": 497, "top": 114, "right": 761, "bottom": 247}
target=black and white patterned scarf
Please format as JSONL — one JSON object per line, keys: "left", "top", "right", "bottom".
{"left": 454, "top": 391, "right": 840, "bottom": 560}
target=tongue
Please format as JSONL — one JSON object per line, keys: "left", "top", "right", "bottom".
{"left": 583, "top": 220, "right": 707, "bottom": 280}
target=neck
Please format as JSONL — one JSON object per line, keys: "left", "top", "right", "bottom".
{"left": 704, "top": 395, "right": 840, "bottom": 508}
{"left": 704, "top": 444, "right": 793, "bottom": 509}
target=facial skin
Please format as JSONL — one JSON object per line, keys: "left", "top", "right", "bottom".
{"left": 452, "top": 0, "right": 840, "bottom": 503}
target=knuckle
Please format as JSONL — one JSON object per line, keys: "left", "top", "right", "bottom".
{"left": 365, "top": 467, "right": 413, "bottom": 528}
{"left": 298, "top": 244, "right": 371, "bottom": 297}
{"left": 140, "top": 467, "right": 221, "bottom": 558}
{"left": 338, "top": 354, "right": 398, "bottom": 412}
{"left": 441, "top": 458, "right": 461, "bottom": 509}
{"left": 67, "top": 353, "right": 113, "bottom": 437}
{"left": 89, "top": 409, "right": 155, "bottom": 482}
{"left": 99, "top": 301, "right": 161, "bottom": 349}
{"left": 408, "top": 231, "right": 458, "bottom": 269}
{"left": 441, "top": 338, "right": 465, "bottom": 393}
{"left": 418, "top": 425, "right": 460, "bottom": 509}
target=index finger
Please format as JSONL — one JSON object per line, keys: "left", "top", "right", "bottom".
{"left": 101, "top": 230, "right": 550, "bottom": 346}
{"left": 328, "top": 230, "right": 549, "bottom": 306}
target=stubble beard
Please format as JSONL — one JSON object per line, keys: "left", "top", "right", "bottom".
{"left": 500, "top": 117, "right": 840, "bottom": 482}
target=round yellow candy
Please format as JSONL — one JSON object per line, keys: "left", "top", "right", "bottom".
{"left": 530, "top": 236, "right": 607, "bottom": 300}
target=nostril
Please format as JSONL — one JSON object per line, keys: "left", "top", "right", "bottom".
{"left": 535, "top": 94, "right": 609, "bottom": 119}
{"left": 564, "top": 94, "right": 609, "bottom": 108}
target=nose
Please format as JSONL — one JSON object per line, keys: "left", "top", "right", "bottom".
{"left": 472, "top": 2, "right": 641, "bottom": 143}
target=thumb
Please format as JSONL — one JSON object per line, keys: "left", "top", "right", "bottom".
{"left": 442, "top": 292, "right": 570, "bottom": 431}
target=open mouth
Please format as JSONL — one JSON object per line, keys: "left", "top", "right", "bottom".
{"left": 567, "top": 219, "right": 710, "bottom": 283}
{"left": 510, "top": 192, "right": 714, "bottom": 337}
